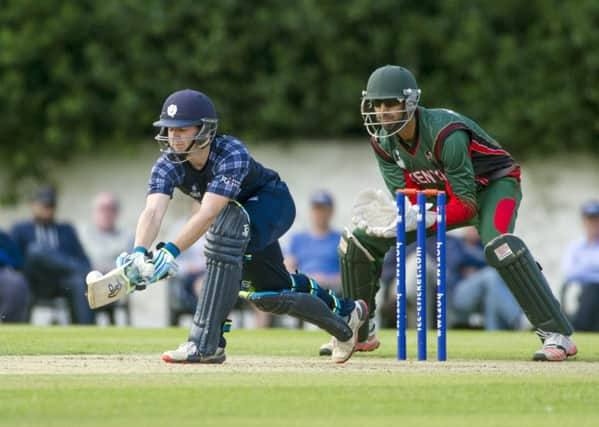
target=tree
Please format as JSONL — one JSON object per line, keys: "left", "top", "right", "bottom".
{"left": 1, "top": 0, "right": 597, "bottom": 202}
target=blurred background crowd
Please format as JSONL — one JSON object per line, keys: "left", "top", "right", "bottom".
{"left": 1, "top": 0, "right": 598, "bottom": 331}
{"left": 2, "top": 184, "right": 599, "bottom": 333}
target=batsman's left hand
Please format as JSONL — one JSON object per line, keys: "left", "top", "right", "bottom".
{"left": 150, "top": 242, "right": 180, "bottom": 282}
{"left": 116, "top": 248, "right": 155, "bottom": 289}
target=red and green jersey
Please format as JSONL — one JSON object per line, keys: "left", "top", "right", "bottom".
{"left": 369, "top": 106, "right": 520, "bottom": 226}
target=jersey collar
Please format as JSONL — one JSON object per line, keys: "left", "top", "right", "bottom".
{"left": 395, "top": 108, "right": 420, "bottom": 156}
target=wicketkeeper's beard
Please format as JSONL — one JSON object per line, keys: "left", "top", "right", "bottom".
{"left": 380, "top": 111, "right": 407, "bottom": 132}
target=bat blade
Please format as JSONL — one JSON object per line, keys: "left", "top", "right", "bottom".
{"left": 86, "top": 265, "right": 133, "bottom": 309}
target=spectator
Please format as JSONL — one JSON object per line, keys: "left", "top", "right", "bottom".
{"left": 561, "top": 200, "right": 599, "bottom": 331}
{"left": 79, "top": 192, "right": 133, "bottom": 323}
{"left": 167, "top": 218, "right": 207, "bottom": 325}
{"left": 0, "top": 229, "right": 29, "bottom": 322}
{"left": 452, "top": 227, "right": 522, "bottom": 330}
{"left": 10, "top": 185, "right": 94, "bottom": 324}
{"left": 80, "top": 192, "right": 133, "bottom": 273}
{"left": 285, "top": 190, "right": 341, "bottom": 292}
{"left": 378, "top": 238, "right": 437, "bottom": 329}
{"left": 379, "top": 227, "right": 521, "bottom": 331}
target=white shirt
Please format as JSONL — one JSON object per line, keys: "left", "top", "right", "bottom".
{"left": 562, "top": 238, "right": 599, "bottom": 285}
{"left": 79, "top": 226, "right": 133, "bottom": 273}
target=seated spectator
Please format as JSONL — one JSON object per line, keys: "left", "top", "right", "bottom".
{"left": 10, "top": 185, "right": 94, "bottom": 324}
{"left": 452, "top": 227, "right": 522, "bottom": 330}
{"left": 80, "top": 192, "right": 133, "bottom": 273}
{"left": 379, "top": 227, "right": 521, "bottom": 331}
{"left": 379, "top": 238, "right": 437, "bottom": 329}
{"left": 167, "top": 226, "right": 207, "bottom": 325}
{"left": 561, "top": 200, "right": 599, "bottom": 331}
{"left": 79, "top": 192, "right": 133, "bottom": 324}
{"left": 285, "top": 190, "right": 341, "bottom": 292}
{"left": 0, "top": 229, "right": 29, "bottom": 322}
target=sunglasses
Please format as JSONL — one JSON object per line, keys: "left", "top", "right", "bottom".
{"left": 371, "top": 98, "right": 404, "bottom": 108}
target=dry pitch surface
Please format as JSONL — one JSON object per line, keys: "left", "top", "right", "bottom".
{"left": 1, "top": 354, "right": 597, "bottom": 375}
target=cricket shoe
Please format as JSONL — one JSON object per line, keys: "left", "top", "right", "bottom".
{"left": 355, "top": 334, "right": 381, "bottom": 352}
{"left": 355, "top": 320, "right": 380, "bottom": 352}
{"left": 319, "top": 309, "right": 377, "bottom": 356}
{"left": 319, "top": 337, "right": 334, "bottom": 356}
{"left": 162, "top": 341, "right": 226, "bottom": 364}
{"left": 320, "top": 333, "right": 378, "bottom": 356}
{"left": 532, "top": 331, "right": 578, "bottom": 361}
{"left": 331, "top": 300, "right": 369, "bottom": 364}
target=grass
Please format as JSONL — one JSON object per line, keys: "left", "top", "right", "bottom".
{"left": 1, "top": 326, "right": 599, "bottom": 427}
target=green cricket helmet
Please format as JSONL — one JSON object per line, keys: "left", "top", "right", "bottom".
{"left": 360, "top": 65, "right": 421, "bottom": 137}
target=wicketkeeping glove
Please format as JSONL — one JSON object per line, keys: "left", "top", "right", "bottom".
{"left": 150, "top": 242, "right": 180, "bottom": 282}
{"left": 404, "top": 201, "right": 436, "bottom": 232}
{"left": 352, "top": 189, "right": 397, "bottom": 238}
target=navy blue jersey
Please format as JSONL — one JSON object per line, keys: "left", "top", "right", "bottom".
{"left": 148, "top": 135, "right": 280, "bottom": 203}
{"left": 0, "top": 229, "right": 23, "bottom": 269}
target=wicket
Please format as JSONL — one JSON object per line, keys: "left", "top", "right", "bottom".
{"left": 396, "top": 189, "right": 447, "bottom": 361}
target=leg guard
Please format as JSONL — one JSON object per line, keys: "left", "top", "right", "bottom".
{"left": 243, "top": 291, "right": 353, "bottom": 341}
{"left": 290, "top": 273, "right": 355, "bottom": 317}
{"left": 188, "top": 202, "right": 251, "bottom": 355}
{"left": 338, "top": 229, "right": 381, "bottom": 341}
{"left": 484, "top": 234, "right": 573, "bottom": 335}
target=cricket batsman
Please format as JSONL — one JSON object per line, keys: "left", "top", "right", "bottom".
{"left": 118, "top": 89, "right": 367, "bottom": 364}
{"left": 321, "top": 65, "right": 577, "bottom": 361}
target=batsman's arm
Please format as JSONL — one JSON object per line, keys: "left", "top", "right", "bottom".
{"left": 172, "top": 192, "right": 230, "bottom": 252}
{"left": 134, "top": 193, "right": 171, "bottom": 250}
{"left": 191, "top": 199, "right": 202, "bottom": 214}
{"left": 284, "top": 254, "right": 298, "bottom": 273}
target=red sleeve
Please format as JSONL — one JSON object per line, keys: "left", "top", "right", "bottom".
{"left": 403, "top": 173, "right": 477, "bottom": 228}
{"left": 442, "top": 168, "right": 477, "bottom": 226}
{"left": 444, "top": 193, "right": 477, "bottom": 226}
{"left": 428, "top": 191, "right": 476, "bottom": 231}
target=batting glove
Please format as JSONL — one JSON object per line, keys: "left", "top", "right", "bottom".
{"left": 116, "top": 247, "right": 155, "bottom": 289}
{"left": 150, "top": 242, "right": 180, "bottom": 282}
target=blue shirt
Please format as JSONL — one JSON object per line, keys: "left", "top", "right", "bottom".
{"left": 0, "top": 229, "right": 22, "bottom": 269}
{"left": 148, "top": 134, "right": 279, "bottom": 202}
{"left": 288, "top": 230, "right": 341, "bottom": 275}
{"left": 381, "top": 235, "right": 486, "bottom": 291}
{"left": 562, "top": 238, "right": 599, "bottom": 284}
{"left": 10, "top": 221, "right": 91, "bottom": 270}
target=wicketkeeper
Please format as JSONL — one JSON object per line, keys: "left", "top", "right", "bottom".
{"left": 118, "top": 89, "right": 367, "bottom": 364}
{"left": 320, "top": 65, "right": 577, "bottom": 361}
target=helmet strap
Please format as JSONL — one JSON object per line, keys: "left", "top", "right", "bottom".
{"left": 176, "top": 139, "right": 206, "bottom": 163}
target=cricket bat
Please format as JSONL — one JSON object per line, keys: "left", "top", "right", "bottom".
{"left": 86, "top": 263, "right": 143, "bottom": 309}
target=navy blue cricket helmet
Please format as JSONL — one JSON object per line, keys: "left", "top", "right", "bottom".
{"left": 153, "top": 89, "right": 218, "bottom": 163}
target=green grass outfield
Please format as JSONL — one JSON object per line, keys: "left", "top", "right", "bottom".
{"left": 1, "top": 326, "right": 599, "bottom": 427}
